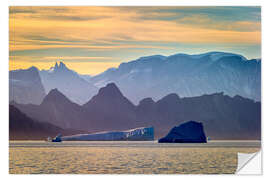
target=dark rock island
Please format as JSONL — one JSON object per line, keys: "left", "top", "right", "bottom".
{"left": 158, "top": 121, "right": 207, "bottom": 143}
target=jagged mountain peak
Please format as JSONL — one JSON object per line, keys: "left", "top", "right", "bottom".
{"left": 97, "top": 83, "right": 123, "bottom": 98}
{"left": 48, "top": 61, "right": 69, "bottom": 72}
{"left": 59, "top": 61, "right": 67, "bottom": 69}
{"left": 156, "top": 93, "right": 181, "bottom": 107}
{"left": 27, "top": 66, "right": 39, "bottom": 72}
{"left": 159, "top": 93, "right": 181, "bottom": 101}
{"left": 83, "top": 82, "right": 135, "bottom": 109}
{"left": 39, "top": 61, "right": 98, "bottom": 105}
{"left": 47, "top": 88, "right": 62, "bottom": 95}
{"left": 54, "top": 61, "right": 68, "bottom": 71}
{"left": 54, "top": 62, "right": 59, "bottom": 69}
{"left": 139, "top": 98, "right": 155, "bottom": 106}
{"left": 41, "top": 88, "right": 73, "bottom": 105}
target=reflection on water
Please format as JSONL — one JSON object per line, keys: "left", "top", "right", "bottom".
{"left": 9, "top": 141, "right": 260, "bottom": 174}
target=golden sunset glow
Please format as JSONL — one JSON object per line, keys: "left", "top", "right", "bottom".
{"left": 9, "top": 6, "right": 261, "bottom": 75}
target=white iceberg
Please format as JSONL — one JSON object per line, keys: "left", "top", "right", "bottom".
{"left": 61, "top": 127, "right": 154, "bottom": 141}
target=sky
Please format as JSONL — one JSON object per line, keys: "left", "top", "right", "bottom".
{"left": 9, "top": 6, "right": 261, "bottom": 75}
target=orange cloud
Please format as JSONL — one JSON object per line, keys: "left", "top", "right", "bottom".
{"left": 10, "top": 7, "right": 261, "bottom": 50}
{"left": 9, "top": 6, "right": 261, "bottom": 74}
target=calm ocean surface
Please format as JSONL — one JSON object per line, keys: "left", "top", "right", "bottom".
{"left": 9, "top": 141, "right": 260, "bottom": 174}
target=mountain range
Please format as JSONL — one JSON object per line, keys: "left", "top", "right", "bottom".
{"left": 9, "top": 51, "right": 261, "bottom": 105}
{"left": 12, "top": 83, "right": 261, "bottom": 140}
{"left": 39, "top": 62, "right": 97, "bottom": 104}
{"left": 89, "top": 52, "right": 261, "bottom": 104}
{"left": 9, "top": 51, "right": 261, "bottom": 140}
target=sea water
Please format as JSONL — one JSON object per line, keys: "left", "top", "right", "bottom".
{"left": 9, "top": 141, "right": 260, "bottom": 174}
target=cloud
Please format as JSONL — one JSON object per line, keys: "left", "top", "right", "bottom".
{"left": 10, "top": 6, "right": 113, "bottom": 21}
{"left": 45, "top": 15, "right": 111, "bottom": 21}
{"left": 175, "top": 14, "right": 261, "bottom": 32}
{"left": 9, "top": 8, "right": 37, "bottom": 14}
{"left": 10, "top": 55, "right": 121, "bottom": 63}
{"left": 9, "top": 6, "right": 261, "bottom": 74}
{"left": 151, "top": 7, "right": 261, "bottom": 22}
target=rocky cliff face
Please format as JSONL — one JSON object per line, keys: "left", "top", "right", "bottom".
{"left": 159, "top": 121, "right": 207, "bottom": 143}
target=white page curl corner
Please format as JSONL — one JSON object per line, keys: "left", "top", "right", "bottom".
{"left": 236, "top": 150, "right": 262, "bottom": 175}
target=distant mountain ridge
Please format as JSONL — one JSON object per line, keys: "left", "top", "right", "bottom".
{"left": 13, "top": 88, "right": 88, "bottom": 130}
{"left": 9, "top": 51, "right": 261, "bottom": 105}
{"left": 89, "top": 51, "right": 261, "bottom": 104}
{"left": 9, "top": 105, "right": 87, "bottom": 140}
{"left": 9, "top": 66, "right": 46, "bottom": 105}
{"left": 39, "top": 62, "right": 98, "bottom": 105}
{"left": 10, "top": 105, "right": 63, "bottom": 140}
{"left": 13, "top": 83, "right": 261, "bottom": 140}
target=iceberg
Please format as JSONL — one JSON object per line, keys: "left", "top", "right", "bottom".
{"left": 158, "top": 121, "right": 207, "bottom": 143}
{"left": 61, "top": 127, "right": 154, "bottom": 141}
{"left": 52, "top": 134, "right": 62, "bottom": 142}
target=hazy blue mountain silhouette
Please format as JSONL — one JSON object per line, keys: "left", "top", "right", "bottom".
{"left": 10, "top": 105, "right": 63, "bottom": 140}
{"left": 12, "top": 83, "right": 261, "bottom": 140}
{"left": 9, "top": 66, "right": 46, "bottom": 105}
{"left": 90, "top": 52, "right": 261, "bottom": 104}
{"left": 39, "top": 62, "right": 98, "bottom": 105}
{"left": 137, "top": 92, "right": 261, "bottom": 139}
{"left": 13, "top": 84, "right": 137, "bottom": 133}
{"left": 12, "top": 88, "right": 88, "bottom": 130}
{"left": 11, "top": 52, "right": 260, "bottom": 106}
{"left": 82, "top": 83, "right": 137, "bottom": 131}
{"left": 9, "top": 105, "right": 86, "bottom": 140}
